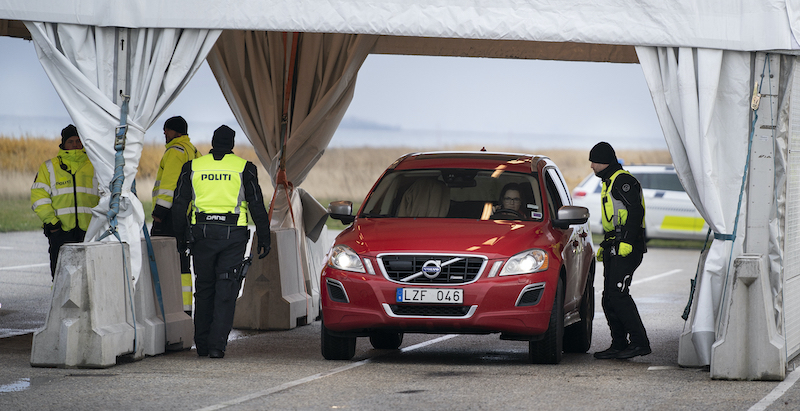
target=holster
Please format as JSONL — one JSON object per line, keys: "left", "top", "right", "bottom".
{"left": 218, "top": 256, "right": 253, "bottom": 282}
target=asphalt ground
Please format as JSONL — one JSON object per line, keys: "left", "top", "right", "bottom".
{"left": 1, "top": 230, "right": 799, "bottom": 410}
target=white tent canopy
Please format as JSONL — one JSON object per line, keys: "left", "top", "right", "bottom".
{"left": 1, "top": 0, "right": 798, "bottom": 51}
{"left": 2, "top": 0, "right": 799, "bottom": 377}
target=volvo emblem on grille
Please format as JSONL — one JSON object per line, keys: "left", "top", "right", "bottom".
{"left": 421, "top": 260, "right": 442, "bottom": 279}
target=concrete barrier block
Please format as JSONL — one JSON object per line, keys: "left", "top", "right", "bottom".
{"left": 303, "top": 226, "right": 329, "bottom": 319}
{"left": 141, "top": 236, "right": 193, "bottom": 351}
{"left": 134, "top": 253, "right": 165, "bottom": 357}
{"left": 711, "top": 254, "right": 786, "bottom": 380}
{"left": 31, "top": 242, "right": 140, "bottom": 368}
{"left": 234, "top": 228, "right": 311, "bottom": 330}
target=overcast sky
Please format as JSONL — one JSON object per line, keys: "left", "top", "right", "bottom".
{"left": 0, "top": 36, "right": 664, "bottom": 147}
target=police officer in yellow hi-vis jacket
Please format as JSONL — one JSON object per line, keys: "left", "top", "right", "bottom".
{"left": 589, "top": 142, "right": 651, "bottom": 360}
{"left": 31, "top": 125, "right": 99, "bottom": 278}
{"left": 151, "top": 116, "right": 198, "bottom": 315}
{"left": 173, "top": 125, "right": 270, "bottom": 358}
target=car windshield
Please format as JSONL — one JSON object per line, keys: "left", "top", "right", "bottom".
{"left": 360, "top": 168, "right": 543, "bottom": 220}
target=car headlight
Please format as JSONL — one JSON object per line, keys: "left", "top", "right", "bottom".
{"left": 328, "top": 245, "right": 365, "bottom": 273}
{"left": 499, "top": 249, "right": 548, "bottom": 276}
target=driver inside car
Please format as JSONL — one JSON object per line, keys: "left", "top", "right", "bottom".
{"left": 492, "top": 182, "right": 526, "bottom": 219}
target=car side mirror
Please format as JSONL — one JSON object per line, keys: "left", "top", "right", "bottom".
{"left": 552, "top": 205, "right": 589, "bottom": 229}
{"left": 328, "top": 201, "right": 355, "bottom": 224}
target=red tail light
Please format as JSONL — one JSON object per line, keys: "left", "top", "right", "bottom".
{"left": 573, "top": 190, "right": 586, "bottom": 198}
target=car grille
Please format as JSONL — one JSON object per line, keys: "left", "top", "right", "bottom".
{"left": 378, "top": 254, "right": 486, "bottom": 284}
{"left": 389, "top": 305, "right": 472, "bottom": 317}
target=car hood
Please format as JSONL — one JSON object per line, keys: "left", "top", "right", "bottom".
{"left": 337, "top": 218, "right": 560, "bottom": 258}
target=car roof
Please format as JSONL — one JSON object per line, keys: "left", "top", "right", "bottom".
{"left": 624, "top": 164, "right": 676, "bottom": 173}
{"left": 389, "top": 151, "right": 551, "bottom": 173}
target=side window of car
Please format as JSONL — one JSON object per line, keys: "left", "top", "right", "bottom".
{"left": 544, "top": 169, "right": 563, "bottom": 217}
{"left": 546, "top": 168, "right": 572, "bottom": 207}
{"left": 637, "top": 172, "right": 685, "bottom": 192}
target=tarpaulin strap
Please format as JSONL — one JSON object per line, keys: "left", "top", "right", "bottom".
{"left": 682, "top": 228, "right": 713, "bottom": 320}
{"left": 713, "top": 232, "right": 735, "bottom": 241}
{"left": 142, "top": 224, "right": 167, "bottom": 336}
{"left": 98, "top": 95, "right": 130, "bottom": 242}
{"left": 268, "top": 168, "right": 296, "bottom": 225}
{"left": 268, "top": 31, "right": 300, "bottom": 229}
{"left": 716, "top": 54, "right": 773, "bottom": 333}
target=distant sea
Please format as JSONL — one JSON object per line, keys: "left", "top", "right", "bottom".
{"left": 0, "top": 115, "right": 667, "bottom": 151}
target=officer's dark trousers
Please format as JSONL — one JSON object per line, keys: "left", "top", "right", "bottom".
{"left": 191, "top": 224, "right": 249, "bottom": 352}
{"left": 601, "top": 250, "right": 650, "bottom": 349}
{"left": 47, "top": 228, "right": 86, "bottom": 279}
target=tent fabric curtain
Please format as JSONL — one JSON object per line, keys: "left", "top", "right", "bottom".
{"left": 635, "top": 46, "right": 752, "bottom": 366}
{"left": 206, "top": 30, "right": 377, "bottom": 192}
{"left": 25, "top": 22, "right": 220, "bottom": 282}
{"left": 206, "top": 30, "right": 376, "bottom": 320}
{"left": 207, "top": 30, "right": 377, "bottom": 230}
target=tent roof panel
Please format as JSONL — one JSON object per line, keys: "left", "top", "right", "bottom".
{"left": 1, "top": 0, "right": 798, "bottom": 52}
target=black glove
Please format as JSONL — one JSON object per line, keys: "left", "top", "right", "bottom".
{"left": 175, "top": 234, "right": 188, "bottom": 255}
{"left": 43, "top": 221, "right": 62, "bottom": 237}
{"left": 258, "top": 240, "right": 270, "bottom": 259}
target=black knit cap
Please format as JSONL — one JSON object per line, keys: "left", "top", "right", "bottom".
{"left": 211, "top": 125, "right": 235, "bottom": 153}
{"left": 589, "top": 141, "right": 617, "bottom": 164}
{"left": 60, "top": 124, "right": 79, "bottom": 149}
{"left": 164, "top": 116, "right": 188, "bottom": 135}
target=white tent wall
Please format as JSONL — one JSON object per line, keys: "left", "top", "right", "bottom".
{"left": 639, "top": 47, "right": 800, "bottom": 376}
{"left": 636, "top": 47, "right": 752, "bottom": 366}
{"left": 782, "top": 57, "right": 800, "bottom": 360}
{"left": 24, "top": 22, "right": 220, "bottom": 284}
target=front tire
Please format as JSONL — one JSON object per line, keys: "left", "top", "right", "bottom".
{"left": 321, "top": 319, "right": 356, "bottom": 360}
{"left": 564, "top": 263, "right": 594, "bottom": 353}
{"left": 529, "top": 278, "right": 564, "bottom": 364}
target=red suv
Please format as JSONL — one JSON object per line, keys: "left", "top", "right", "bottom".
{"left": 321, "top": 151, "right": 595, "bottom": 364}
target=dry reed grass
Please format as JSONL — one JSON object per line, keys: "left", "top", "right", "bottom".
{"left": 0, "top": 135, "right": 58, "bottom": 174}
{"left": 1, "top": 135, "right": 671, "bottom": 205}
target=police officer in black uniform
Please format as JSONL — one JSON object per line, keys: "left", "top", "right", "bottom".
{"left": 589, "top": 142, "right": 651, "bottom": 360}
{"left": 173, "top": 125, "right": 271, "bottom": 358}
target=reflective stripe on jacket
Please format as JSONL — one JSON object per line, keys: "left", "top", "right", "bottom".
{"left": 190, "top": 153, "right": 250, "bottom": 226}
{"left": 600, "top": 169, "right": 645, "bottom": 234}
{"left": 152, "top": 135, "right": 198, "bottom": 210}
{"left": 30, "top": 149, "right": 99, "bottom": 231}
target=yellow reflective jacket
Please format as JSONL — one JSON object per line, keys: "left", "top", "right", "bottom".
{"left": 30, "top": 149, "right": 99, "bottom": 231}
{"left": 190, "top": 153, "right": 250, "bottom": 226}
{"left": 601, "top": 168, "right": 645, "bottom": 235}
{"left": 152, "top": 135, "right": 198, "bottom": 212}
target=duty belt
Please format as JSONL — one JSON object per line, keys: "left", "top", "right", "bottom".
{"left": 196, "top": 212, "right": 238, "bottom": 226}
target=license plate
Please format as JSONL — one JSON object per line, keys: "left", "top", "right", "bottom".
{"left": 396, "top": 288, "right": 463, "bottom": 304}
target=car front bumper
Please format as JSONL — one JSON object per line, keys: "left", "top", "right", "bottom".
{"left": 321, "top": 267, "right": 557, "bottom": 338}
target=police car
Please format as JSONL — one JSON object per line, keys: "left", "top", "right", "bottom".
{"left": 571, "top": 164, "right": 708, "bottom": 241}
